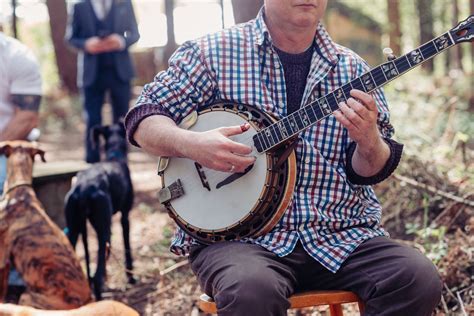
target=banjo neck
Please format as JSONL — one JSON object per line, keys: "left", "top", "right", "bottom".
{"left": 252, "top": 15, "right": 474, "bottom": 154}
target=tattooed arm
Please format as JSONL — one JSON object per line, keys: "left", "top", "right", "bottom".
{"left": 0, "top": 94, "right": 41, "bottom": 141}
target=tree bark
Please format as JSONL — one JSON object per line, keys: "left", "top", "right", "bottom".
{"left": 46, "top": 0, "right": 78, "bottom": 93}
{"left": 416, "top": 0, "right": 434, "bottom": 73}
{"left": 469, "top": 0, "right": 474, "bottom": 111}
{"left": 164, "top": 0, "right": 177, "bottom": 63}
{"left": 439, "top": 0, "right": 450, "bottom": 75}
{"left": 231, "top": 0, "right": 263, "bottom": 24}
{"left": 451, "top": 0, "right": 463, "bottom": 71}
{"left": 387, "top": 0, "right": 402, "bottom": 56}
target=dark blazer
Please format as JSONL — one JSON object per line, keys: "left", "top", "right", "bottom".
{"left": 66, "top": 0, "right": 140, "bottom": 87}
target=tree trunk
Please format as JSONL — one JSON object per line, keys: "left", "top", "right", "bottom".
{"left": 46, "top": 0, "right": 78, "bottom": 93}
{"left": 231, "top": 0, "right": 263, "bottom": 24}
{"left": 469, "top": 0, "right": 474, "bottom": 111}
{"left": 164, "top": 0, "right": 177, "bottom": 63}
{"left": 416, "top": 0, "right": 434, "bottom": 73}
{"left": 12, "top": 0, "right": 18, "bottom": 39}
{"left": 387, "top": 0, "right": 402, "bottom": 56}
{"left": 451, "top": 0, "right": 463, "bottom": 71}
{"left": 440, "top": 0, "right": 450, "bottom": 75}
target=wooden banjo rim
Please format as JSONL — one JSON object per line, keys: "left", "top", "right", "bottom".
{"left": 254, "top": 150, "right": 297, "bottom": 236}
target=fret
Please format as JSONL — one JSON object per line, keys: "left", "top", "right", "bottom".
{"left": 341, "top": 83, "right": 352, "bottom": 100}
{"left": 288, "top": 114, "right": 299, "bottom": 133}
{"left": 325, "top": 93, "right": 339, "bottom": 112}
{"left": 264, "top": 127, "right": 276, "bottom": 147}
{"left": 310, "top": 100, "right": 324, "bottom": 120}
{"left": 419, "top": 41, "right": 437, "bottom": 60}
{"left": 406, "top": 49, "right": 424, "bottom": 67}
{"left": 381, "top": 61, "right": 398, "bottom": 80}
{"left": 279, "top": 118, "right": 291, "bottom": 136}
{"left": 252, "top": 134, "right": 263, "bottom": 152}
{"left": 282, "top": 117, "right": 294, "bottom": 135}
{"left": 270, "top": 124, "right": 283, "bottom": 144}
{"left": 334, "top": 88, "right": 346, "bottom": 104}
{"left": 259, "top": 131, "right": 270, "bottom": 150}
{"left": 293, "top": 112, "right": 306, "bottom": 130}
{"left": 370, "top": 67, "right": 386, "bottom": 87}
{"left": 394, "top": 56, "right": 410, "bottom": 74}
{"left": 351, "top": 77, "right": 365, "bottom": 92}
{"left": 361, "top": 72, "right": 376, "bottom": 92}
{"left": 304, "top": 104, "right": 317, "bottom": 122}
{"left": 319, "top": 97, "right": 332, "bottom": 116}
{"left": 277, "top": 120, "right": 289, "bottom": 139}
{"left": 300, "top": 108, "right": 311, "bottom": 127}
{"left": 433, "top": 33, "right": 453, "bottom": 51}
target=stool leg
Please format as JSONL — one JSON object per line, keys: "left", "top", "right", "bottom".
{"left": 329, "top": 304, "right": 344, "bottom": 316}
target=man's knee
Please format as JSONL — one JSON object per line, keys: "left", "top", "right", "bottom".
{"left": 398, "top": 252, "right": 442, "bottom": 310}
{"left": 214, "top": 271, "right": 290, "bottom": 315}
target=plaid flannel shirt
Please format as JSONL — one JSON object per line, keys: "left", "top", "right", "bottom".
{"left": 126, "top": 9, "right": 395, "bottom": 273}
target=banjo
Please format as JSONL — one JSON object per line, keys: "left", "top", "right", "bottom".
{"left": 157, "top": 16, "right": 473, "bottom": 244}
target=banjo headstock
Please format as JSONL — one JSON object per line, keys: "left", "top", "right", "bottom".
{"left": 450, "top": 15, "right": 474, "bottom": 43}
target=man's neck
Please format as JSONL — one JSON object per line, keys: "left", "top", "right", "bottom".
{"left": 266, "top": 16, "right": 317, "bottom": 54}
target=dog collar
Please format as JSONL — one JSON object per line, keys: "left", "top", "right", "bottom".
{"left": 2, "top": 181, "right": 32, "bottom": 196}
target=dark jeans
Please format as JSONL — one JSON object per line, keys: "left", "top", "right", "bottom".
{"left": 83, "top": 67, "right": 130, "bottom": 163}
{"left": 189, "top": 237, "right": 442, "bottom": 316}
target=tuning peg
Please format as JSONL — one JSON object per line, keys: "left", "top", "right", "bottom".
{"left": 383, "top": 47, "right": 397, "bottom": 61}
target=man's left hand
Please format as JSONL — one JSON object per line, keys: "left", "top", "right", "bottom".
{"left": 333, "top": 89, "right": 381, "bottom": 152}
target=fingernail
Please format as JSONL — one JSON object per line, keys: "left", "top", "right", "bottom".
{"left": 240, "top": 123, "right": 250, "bottom": 132}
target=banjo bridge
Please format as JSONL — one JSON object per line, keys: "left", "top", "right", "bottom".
{"left": 158, "top": 179, "right": 185, "bottom": 204}
{"left": 194, "top": 162, "right": 211, "bottom": 191}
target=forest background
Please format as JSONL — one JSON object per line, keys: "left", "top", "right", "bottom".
{"left": 0, "top": 0, "right": 472, "bottom": 315}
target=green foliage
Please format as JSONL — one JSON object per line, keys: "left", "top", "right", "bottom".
{"left": 385, "top": 70, "right": 473, "bottom": 168}
{"left": 17, "top": 21, "right": 60, "bottom": 93}
{"left": 405, "top": 222, "right": 448, "bottom": 264}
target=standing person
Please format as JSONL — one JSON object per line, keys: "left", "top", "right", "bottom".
{"left": 125, "top": 1, "right": 442, "bottom": 315}
{"left": 0, "top": 31, "right": 42, "bottom": 196}
{"left": 66, "top": 0, "right": 139, "bottom": 163}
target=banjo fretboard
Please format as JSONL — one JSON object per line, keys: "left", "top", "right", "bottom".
{"left": 252, "top": 32, "right": 456, "bottom": 153}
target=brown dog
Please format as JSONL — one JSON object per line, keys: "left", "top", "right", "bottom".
{"left": 0, "top": 300, "right": 139, "bottom": 316}
{"left": 0, "top": 141, "right": 92, "bottom": 309}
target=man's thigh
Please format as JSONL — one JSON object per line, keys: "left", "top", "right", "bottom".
{"left": 189, "top": 242, "right": 298, "bottom": 298}
{"left": 301, "top": 237, "right": 442, "bottom": 315}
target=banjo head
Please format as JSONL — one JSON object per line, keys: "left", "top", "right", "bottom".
{"left": 159, "top": 102, "right": 295, "bottom": 243}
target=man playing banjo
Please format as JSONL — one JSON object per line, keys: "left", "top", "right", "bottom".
{"left": 125, "top": 1, "right": 442, "bottom": 315}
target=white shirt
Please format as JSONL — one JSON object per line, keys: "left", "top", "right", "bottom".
{"left": 91, "top": 0, "right": 113, "bottom": 20}
{"left": 0, "top": 32, "right": 42, "bottom": 135}
{"left": 89, "top": 0, "right": 126, "bottom": 49}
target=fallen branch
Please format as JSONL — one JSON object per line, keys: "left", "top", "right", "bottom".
{"left": 456, "top": 291, "right": 468, "bottom": 316}
{"left": 440, "top": 294, "right": 449, "bottom": 315}
{"left": 160, "top": 260, "right": 189, "bottom": 276}
{"left": 393, "top": 174, "right": 474, "bottom": 207}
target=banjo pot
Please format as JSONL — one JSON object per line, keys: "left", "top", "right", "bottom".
{"left": 158, "top": 101, "right": 297, "bottom": 244}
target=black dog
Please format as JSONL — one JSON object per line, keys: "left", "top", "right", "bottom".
{"left": 64, "top": 122, "right": 135, "bottom": 300}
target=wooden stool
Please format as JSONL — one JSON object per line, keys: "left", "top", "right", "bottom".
{"left": 198, "top": 290, "right": 364, "bottom": 316}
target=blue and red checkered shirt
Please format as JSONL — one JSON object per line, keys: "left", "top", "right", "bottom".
{"left": 126, "top": 10, "right": 397, "bottom": 273}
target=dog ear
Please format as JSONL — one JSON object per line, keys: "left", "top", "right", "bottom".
{"left": 90, "top": 126, "right": 108, "bottom": 149}
{"left": 0, "top": 143, "right": 13, "bottom": 157}
{"left": 31, "top": 148, "right": 46, "bottom": 162}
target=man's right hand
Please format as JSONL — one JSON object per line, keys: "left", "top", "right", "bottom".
{"left": 184, "top": 124, "right": 256, "bottom": 173}
{"left": 134, "top": 116, "right": 257, "bottom": 173}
